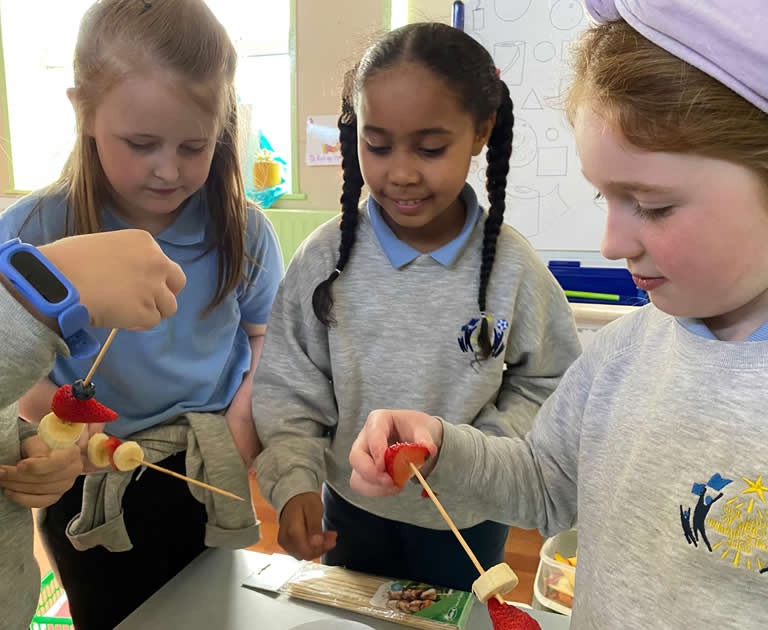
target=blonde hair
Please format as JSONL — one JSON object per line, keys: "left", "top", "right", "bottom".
{"left": 51, "top": 0, "right": 247, "bottom": 314}
{"left": 565, "top": 20, "right": 768, "bottom": 184}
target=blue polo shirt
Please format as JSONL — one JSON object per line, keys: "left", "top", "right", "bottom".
{"left": 0, "top": 188, "right": 283, "bottom": 436}
{"left": 677, "top": 317, "right": 768, "bottom": 342}
{"left": 368, "top": 184, "right": 482, "bottom": 268}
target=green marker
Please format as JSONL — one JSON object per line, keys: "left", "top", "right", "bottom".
{"left": 564, "top": 290, "right": 620, "bottom": 302}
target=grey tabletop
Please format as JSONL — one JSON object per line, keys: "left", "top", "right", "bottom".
{"left": 117, "top": 549, "right": 571, "bottom": 630}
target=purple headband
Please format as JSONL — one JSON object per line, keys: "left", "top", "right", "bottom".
{"left": 584, "top": 0, "right": 768, "bottom": 114}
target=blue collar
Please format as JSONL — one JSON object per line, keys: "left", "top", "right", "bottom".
{"left": 677, "top": 316, "right": 768, "bottom": 342}
{"left": 368, "top": 184, "right": 482, "bottom": 269}
{"left": 102, "top": 189, "right": 207, "bottom": 246}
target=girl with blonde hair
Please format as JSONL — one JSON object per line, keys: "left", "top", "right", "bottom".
{"left": 0, "top": 1, "right": 283, "bottom": 626}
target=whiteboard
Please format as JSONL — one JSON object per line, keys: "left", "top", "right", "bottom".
{"left": 466, "top": 0, "right": 607, "bottom": 252}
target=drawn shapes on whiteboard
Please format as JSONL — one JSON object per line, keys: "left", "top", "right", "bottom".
{"left": 494, "top": 41, "right": 526, "bottom": 86}
{"left": 506, "top": 185, "right": 541, "bottom": 237}
{"left": 545, "top": 127, "right": 560, "bottom": 142}
{"left": 550, "top": 0, "right": 585, "bottom": 31}
{"left": 534, "top": 41, "right": 557, "bottom": 63}
{"left": 539, "top": 185, "right": 570, "bottom": 233}
{"left": 473, "top": 1, "right": 486, "bottom": 30}
{"left": 522, "top": 89, "right": 544, "bottom": 111}
{"left": 494, "top": 0, "right": 532, "bottom": 22}
{"left": 508, "top": 184, "right": 570, "bottom": 238}
{"left": 537, "top": 146, "right": 568, "bottom": 176}
{"left": 471, "top": 31, "right": 488, "bottom": 51}
{"left": 510, "top": 118, "right": 538, "bottom": 168}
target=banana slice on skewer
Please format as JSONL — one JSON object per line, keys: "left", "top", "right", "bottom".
{"left": 112, "top": 441, "right": 144, "bottom": 471}
{"left": 38, "top": 412, "right": 85, "bottom": 449}
{"left": 87, "top": 433, "right": 111, "bottom": 468}
{"left": 88, "top": 433, "right": 144, "bottom": 471}
{"left": 472, "top": 563, "right": 520, "bottom": 603}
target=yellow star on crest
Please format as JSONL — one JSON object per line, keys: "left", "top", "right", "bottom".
{"left": 742, "top": 476, "right": 768, "bottom": 504}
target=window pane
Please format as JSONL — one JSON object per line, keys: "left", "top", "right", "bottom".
{"left": 1, "top": 0, "right": 91, "bottom": 190}
{"left": 238, "top": 54, "right": 292, "bottom": 192}
{"left": 205, "top": 0, "right": 289, "bottom": 55}
{"left": 1, "top": 0, "right": 291, "bottom": 193}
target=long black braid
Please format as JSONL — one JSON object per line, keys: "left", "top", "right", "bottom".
{"left": 312, "top": 23, "right": 515, "bottom": 349}
{"left": 312, "top": 77, "right": 364, "bottom": 325}
{"left": 477, "top": 81, "right": 514, "bottom": 358}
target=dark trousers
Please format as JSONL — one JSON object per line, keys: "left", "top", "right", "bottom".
{"left": 40, "top": 451, "right": 207, "bottom": 630}
{"left": 321, "top": 484, "right": 509, "bottom": 592}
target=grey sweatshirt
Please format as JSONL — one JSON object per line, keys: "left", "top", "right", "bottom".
{"left": 439, "top": 304, "right": 768, "bottom": 628}
{"left": 59, "top": 412, "right": 260, "bottom": 552}
{"left": 253, "top": 202, "right": 581, "bottom": 527}
{"left": 0, "top": 282, "right": 69, "bottom": 630}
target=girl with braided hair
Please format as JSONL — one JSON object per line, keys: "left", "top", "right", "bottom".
{"left": 351, "top": 2, "right": 768, "bottom": 626}
{"left": 254, "top": 22, "right": 580, "bottom": 590}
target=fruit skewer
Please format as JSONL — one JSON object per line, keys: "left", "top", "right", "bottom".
{"left": 383, "top": 442, "right": 540, "bottom": 630}
{"left": 88, "top": 433, "right": 244, "bottom": 502}
{"left": 37, "top": 328, "right": 243, "bottom": 501}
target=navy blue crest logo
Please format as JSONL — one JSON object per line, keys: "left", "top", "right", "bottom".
{"left": 458, "top": 316, "right": 508, "bottom": 358}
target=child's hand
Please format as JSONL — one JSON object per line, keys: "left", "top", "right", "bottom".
{"left": 0, "top": 437, "right": 82, "bottom": 508}
{"left": 349, "top": 409, "right": 442, "bottom": 497}
{"left": 278, "top": 492, "right": 337, "bottom": 560}
{"left": 41, "top": 229, "right": 186, "bottom": 331}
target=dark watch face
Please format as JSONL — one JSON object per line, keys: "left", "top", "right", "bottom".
{"left": 11, "top": 250, "right": 69, "bottom": 303}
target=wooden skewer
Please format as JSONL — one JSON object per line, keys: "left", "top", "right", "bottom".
{"left": 83, "top": 328, "right": 118, "bottom": 385}
{"left": 78, "top": 329, "right": 246, "bottom": 503}
{"left": 409, "top": 462, "right": 505, "bottom": 604}
{"left": 137, "top": 459, "right": 245, "bottom": 502}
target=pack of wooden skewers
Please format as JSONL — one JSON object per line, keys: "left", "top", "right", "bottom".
{"left": 242, "top": 553, "right": 475, "bottom": 630}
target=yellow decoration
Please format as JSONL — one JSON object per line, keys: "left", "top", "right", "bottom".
{"left": 252, "top": 149, "right": 281, "bottom": 190}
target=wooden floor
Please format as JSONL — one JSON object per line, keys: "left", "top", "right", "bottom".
{"left": 246, "top": 474, "right": 542, "bottom": 605}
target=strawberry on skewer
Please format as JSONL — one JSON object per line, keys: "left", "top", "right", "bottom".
{"left": 51, "top": 383, "right": 119, "bottom": 423}
{"left": 37, "top": 382, "right": 118, "bottom": 449}
{"left": 37, "top": 328, "right": 243, "bottom": 501}
{"left": 487, "top": 599, "right": 542, "bottom": 630}
{"left": 37, "top": 328, "right": 120, "bottom": 449}
{"left": 384, "top": 442, "right": 430, "bottom": 487}
{"left": 384, "top": 442, "right": 535, "bottom": 622}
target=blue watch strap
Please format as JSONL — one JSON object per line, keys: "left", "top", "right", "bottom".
{"left": 0, "top": 238, "right": 100, "bottom": 359}
{"left": 65, "top": 329, "right": 101, "bottom": 359}
{"left": 59, "top": 303, "right": 100, "bottom": 359}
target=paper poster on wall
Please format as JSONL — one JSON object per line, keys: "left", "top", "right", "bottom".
{"left": 306, "top": 115, "right": 341, "bottom": 166}
{"left": 466, "top": 1, "right": 607, "bottom": 252}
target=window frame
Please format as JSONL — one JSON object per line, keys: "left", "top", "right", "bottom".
{"left": 0, "top": 0, "right": 305, "bottom": 200}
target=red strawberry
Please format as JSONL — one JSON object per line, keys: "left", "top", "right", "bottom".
{"left": 104, "top": 437, "right": 122, "bottom": 470}
{"left": 487, "top": 599, "right": 541, "bottom": 630}
{"left": 384, "top": 442, "right": 430, "bottom": 488}
{"left": 51, "top": 385, "right": 118, "bottom": 423}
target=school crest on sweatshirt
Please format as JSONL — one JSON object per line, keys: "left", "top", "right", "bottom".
{"left": 679, "top": 471, "right": 768, "bottom": 575}
{"left": 457, "top": 316, "right": 509, "bottom": 358}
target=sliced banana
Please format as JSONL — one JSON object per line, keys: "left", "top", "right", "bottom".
{"left": 38, "top": 412, "right": 85, "bottom": 449}
{"left": 87, "top": 433, "right": 111, "bottom": 468}
{"left": 111, "top": 441, "right": 144, "bottom": 471}
{"left": 472, "top": 563, "right": 519, "bottom": 603}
